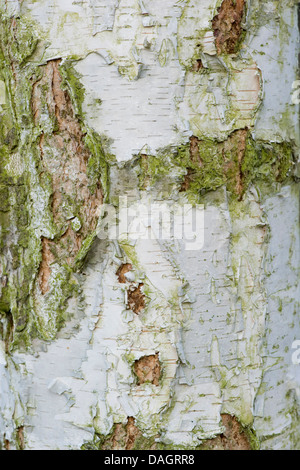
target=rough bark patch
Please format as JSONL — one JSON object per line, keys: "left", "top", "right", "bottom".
{"left": 191, "top": 59, "right": 203, "bottom": 72}
{"left": 101, "top": 417, "right": 157, "bottom": 450}
{"left": 212, "top": 0, "right": 245, "bottom": 55}
{"left": 189, "top": 136, "right": 203, "bottom": 166}
{"left": 4, "top": 439, "right": 10, "bottom": 450}
{"left": 32, "top": 59, "right": 103, "bottom": 293}
{"left": 134, "top": 353, "right": 161, "bottom": 386}
{"left": 140, "top": 153, "right": 151, "bottom": 189}
{"left": 127, "top": 283, "right": 145, "bottom": 314}
{"left": 17, "top": 426, "right": 25, "bottom": 450}
{"left": 201, "top": 414, "right": 252, "bottom": 450}
{"left": 179, "top": 136, "right": 202, "bottom": 192}
{"left": 39, "top": 237, "right": 55, "bottom": 295}
{"left": 116, "top": 263, "right": 132, "bottom": 283}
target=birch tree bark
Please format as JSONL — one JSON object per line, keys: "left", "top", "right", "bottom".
{"left": 0, "top": 0, "right": 299, "bottom": 450}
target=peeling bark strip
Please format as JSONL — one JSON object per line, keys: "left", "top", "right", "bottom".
{"left": 212, "top": 0, "right": 246, "bottom": 55}
{"left": 134, "top": 354, "right": 161, "bottom": 386}
{"left": 32, "top": 60, "right": 103, "bottom": 293}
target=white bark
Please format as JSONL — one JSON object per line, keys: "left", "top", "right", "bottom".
{"left": 0, "top": 0, "right": 299, "bottom": 450}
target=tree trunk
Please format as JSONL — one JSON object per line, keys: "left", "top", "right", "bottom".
{"left": 0, "top": 0, "right": 299, "bottom": 450}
